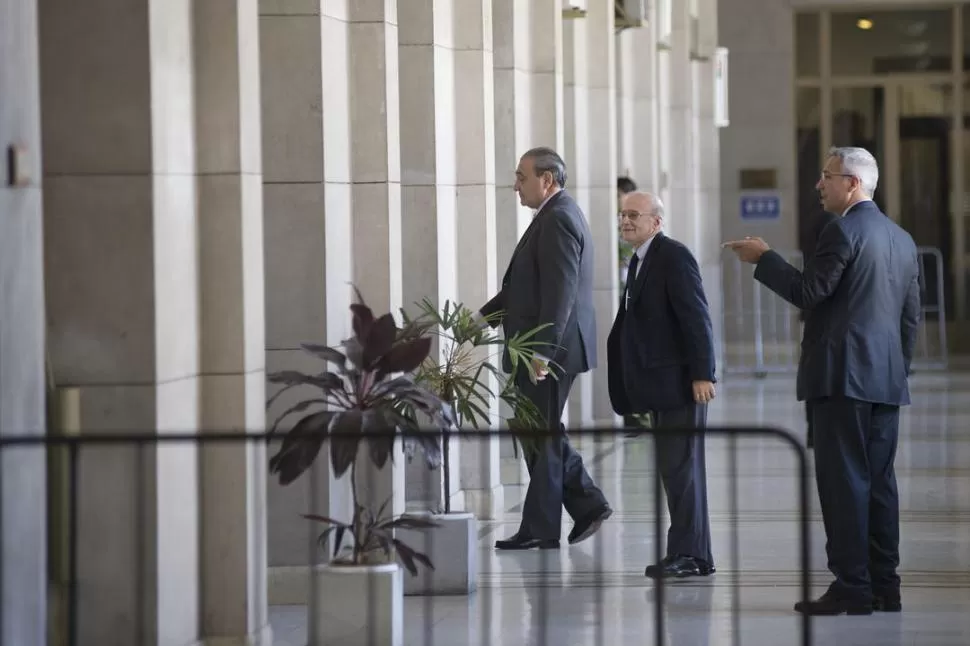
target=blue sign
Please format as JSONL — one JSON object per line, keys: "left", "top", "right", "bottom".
{"left": 740, "top": 195, "right": 781, "bottom": 220}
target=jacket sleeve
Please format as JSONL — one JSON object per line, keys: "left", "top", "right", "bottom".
{"left": 900, "top": 265, "right": 921, "bottom": 376}
{"left": 754, "top": 220, "right": 852, "bottom": 310}
{"left": 667, "top": 246, "right": 717, "bottom": 383}
{"left": 535, "top": 211, "right": 582, "bottom": 357}
{"left": 478, "top": 288, "right": 506, "bottom": 328}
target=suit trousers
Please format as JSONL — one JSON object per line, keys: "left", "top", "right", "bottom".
{"left": 515, "top": 372, "right": 608, "bottom": 539}
{"left": 653, "top": 403, "right": 713, "bottom": 565}
{"left": 812, "top": 396, "right": 901, "bottom": 599}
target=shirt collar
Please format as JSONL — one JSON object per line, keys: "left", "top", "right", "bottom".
{"left": 841, "top": 198, "right": 871, "bottom": 218}
{"left": 533, "top": 190, "right": 561, "bottom": 216}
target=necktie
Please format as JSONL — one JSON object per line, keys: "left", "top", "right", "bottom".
{"left": 625, "top": 253, "right": 640, "bottom": 309}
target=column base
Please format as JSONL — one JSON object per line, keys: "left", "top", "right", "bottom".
{"left": 463, "top": 484, "right": 506, "bottom": 520}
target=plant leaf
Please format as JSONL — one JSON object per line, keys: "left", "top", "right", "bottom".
{"left": 301, "top": 343, "right": 348, "bottom": 368}
{"left": 350, "top": 301, "right": 375, "bottom": 338}
{"left": 362, "top": 313, "right": 398, "bottom": 367}
{"left": 375, "top": 336, "right": 432, "bottom": 381}
{"left": 268, "top": 411, "right": 334, "bottom": 485}
{"left": 269, "top": 398, "right": 329, "bottom": 434}
{"left": 392, "top": 539, "right": 434, "bottom": 576}
{"left": 329, "top": 410, "right": 363, "bottom": 477}
{"left": 362, "top": 409, "right": 395, "bottom": 469}
{"left": 381, "top": 516, "right": 440, "bottom": 531}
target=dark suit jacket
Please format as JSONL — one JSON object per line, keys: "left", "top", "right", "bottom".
{"left": 798, "top": 210, "right": 839, "bottom": 323}
{"left": 754, "top": 200, "right": 921, "bottom": 405}
{"left": 606, "top": 233, "right": 716, "bottom": 414}
{"left": 480, "top": 190, "right": 597, "bottom": 376}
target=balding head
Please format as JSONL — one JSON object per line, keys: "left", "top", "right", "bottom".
{"left": 619, "top": 191, "right": 664, "bottom": 246}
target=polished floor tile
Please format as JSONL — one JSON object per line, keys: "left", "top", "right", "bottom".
{"left": 270, "top": 371, "right": 970, "bottom": 645}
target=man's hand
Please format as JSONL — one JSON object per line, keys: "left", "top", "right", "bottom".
{"left": 722, "top": 237, "right": 770, "bottom": 264}
{"left": 692, "top": 380, "right": 716, "bottom": 405}
{"left": 531, "top": 357, "right": 549, "bottom": 382}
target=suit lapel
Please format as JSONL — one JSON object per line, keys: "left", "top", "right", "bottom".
{"left": 628, "top": 233, "right": 663, "bottom": 307}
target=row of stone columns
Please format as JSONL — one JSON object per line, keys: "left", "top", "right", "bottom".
{"left": 29, "top": 1, "right": 722, "bottom": 644}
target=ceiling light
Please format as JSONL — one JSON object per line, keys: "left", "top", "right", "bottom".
{"left": 857, "top": 18, "right": 873, "bottom": 30}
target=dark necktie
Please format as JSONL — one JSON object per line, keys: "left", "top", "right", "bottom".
{"left": 625, "top": 253, "right": 640, "bottom": 309}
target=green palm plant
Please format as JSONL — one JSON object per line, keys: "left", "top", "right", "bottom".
{"left": 397, "top": 299, "right": 550, "bottom": 514}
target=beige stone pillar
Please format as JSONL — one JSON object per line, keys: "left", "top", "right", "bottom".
{"left": 39, "top": 0, "right": 201, "bottom": 644}
{"left": 0, "top": 1, "right": 46, "bottom": 645}
{"left": 258, "top": 2, "right": 353, "bottom": 600}
{"left": 616, "top": 23, "right": 661, "bottom": 194}
{"left": 493, "top": 0, "right": 566, "bottom": 485}
{"left": 667, "top": 0, "right": 698, "bottom": 251}
{"left": 454, "top": 0, "right": 503, "bottom": 519}
{"left": 194, "top": 1, "right": 271, "bottom": 644}
{"left": 347, "top": 0, "right": 407, "bottom": 517}
{"left": 584, "top": 1, "right": 619, "bottom": 427}
{"left": 562, "top": 10, "right": 594, "bottom": 433}
{"left": 398, "top": 0, "right": 461, "bottom": 511}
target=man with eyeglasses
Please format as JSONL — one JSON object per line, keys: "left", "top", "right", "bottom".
{"left": 607, "top": 191, "right": 718, "bottom": 579}
{"left": 723, "top": 147, "right": 921, "bottom": 616}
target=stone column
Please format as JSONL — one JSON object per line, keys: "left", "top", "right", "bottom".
{"left": 586, "top": 1, "right": 619, "bottom": 428}
{"left": 39, "top": 0, "right": 201, "bottom": 644}
{"left": 194, "top": 1, "right": 271, "bottom": 644}
{"left": 562, "top": 9, "right": 594, "bottom": 433}
{"left": 259, "top": 2, "right": 354, "bottom": 601}
{"left": 348, "top": 0, "right": 407, "bottom": 517}
{"left": 493, "top": 0, "right": 565, "bottom": 486}
{"left": 0, "top": 1, "right": 46, "bottom": 645}
{"left": 692, "top": 2, "right": 724, "bottom": 357}
{"left": 618, "top": 23, "right": 661, "bottom": 194}
{"left": 454, "top": 0, "right": 504, "bottom": 519}
{"left": 398, "top": 0, "right": 461, "bottom": 511}
{"left": 667, "top": 0, "right": 698, "bottom": 250}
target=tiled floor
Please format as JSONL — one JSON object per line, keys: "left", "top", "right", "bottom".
{"left": 270, "top": 371, "right": 970, "bottom": 645}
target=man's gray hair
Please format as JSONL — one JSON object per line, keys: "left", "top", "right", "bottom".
{"left": 828, "top": 146, "right": 879, "bottom": 197}
{"left": 523, "top": 147, "right": 568, "bottom": 188}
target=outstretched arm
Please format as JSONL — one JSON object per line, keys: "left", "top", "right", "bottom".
{"left": 754, "top": 221, "right": 852, "bottom": 310}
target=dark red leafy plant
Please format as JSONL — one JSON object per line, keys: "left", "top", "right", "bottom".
{"left": 267, "top": 295, "right": 455, "bottom": 573}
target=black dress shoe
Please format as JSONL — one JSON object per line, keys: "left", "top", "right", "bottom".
{"left": 568, "top": 505, "right": 613, "bottom": 545}
{"left": 644, "top": 555, "right": 715, "bottom": 579}
{"left": 873, "top": 590, "right": 902, "bottom": 612}
{"left": 494, "top": 534, "right": 559, "bottom": 550}
{"left": 794, "top": 591, "right": 873, "bottom": 616}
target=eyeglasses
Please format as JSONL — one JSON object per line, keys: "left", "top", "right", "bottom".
{"left": 819, "top": 172, "right": 855, "bottom": 181}
{"left": 618, "top": 210, "right": 652, "bottom": 221}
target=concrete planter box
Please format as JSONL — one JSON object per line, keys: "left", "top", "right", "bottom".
{"left": 399, "top": 512, "right": 478, "bottom": 596}
{"left": 311, "top": 562, "right": 402, "bottom": 646}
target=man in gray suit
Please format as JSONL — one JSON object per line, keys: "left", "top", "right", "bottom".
{"left": 479, "top": 147, "right": 612, "bottom": 550}
{"left": 724, "top": 147, "right": 921, "bottom": 616}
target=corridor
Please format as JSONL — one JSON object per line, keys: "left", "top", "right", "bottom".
{"left": 270, "top": 370, "right": 970, "bottom": 645}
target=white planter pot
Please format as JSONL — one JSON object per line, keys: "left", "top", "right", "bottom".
{"left": 310, "top": 562, "right": 402, "bottom": 646}
{"left": 399, "top": 512, "right": 478, "bottom": 596}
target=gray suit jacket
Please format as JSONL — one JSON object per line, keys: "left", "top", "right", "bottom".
{"left": 480, "top": 190, "right": 597, "bottom": 376}
{"left": 754, "top": 200, "right": 921, "bottom": 405}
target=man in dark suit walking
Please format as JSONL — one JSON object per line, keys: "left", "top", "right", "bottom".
{"left": 724, "top": 146, "right": 921, "bottom": 616}
{"left": 801, "top": 208, "right": 839, "bottom": 449}
{"left": 479, "top": 147, "right": 612, "bottom": 550}
{"left": 607, "top": 191, "right": 717, "bottom": 578}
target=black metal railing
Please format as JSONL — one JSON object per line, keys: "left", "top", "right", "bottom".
{"left": 0, "top": 425, "right": 812, "bottom": 646}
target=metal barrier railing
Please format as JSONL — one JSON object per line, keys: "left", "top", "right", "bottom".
{"left": 720, "top": 247, "right": 950, "bottom": 377}
{"left": 0, "top": 426, "right": 812, "bottom": 646}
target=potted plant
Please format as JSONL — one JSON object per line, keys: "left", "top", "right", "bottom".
{"left": 393, "top": 298, "right": 547, "bottom": 595}
{"left": 266, "top": 296, "right": 455, "bottom": 645}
